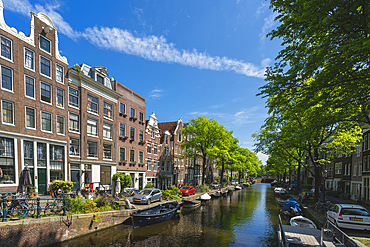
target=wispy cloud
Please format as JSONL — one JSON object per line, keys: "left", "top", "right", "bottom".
{"left": 232, "top": 98, "right": 244, "bottom": 103}
{"left": 189, "top": 112, "right": 209, "bottom": 116}
{"left": 149, "top": 89, "right": 163, "bottom": 100}
{"left": 6, "top": 0, "right": 266, "bottom": 78}
{"left": 260, "top": 12, "right": 278, "bottom": 42}
{"left": 255, "top": 2, "right": 268, "bottom": 19}
{"left": 209, "top": 104, "right": 224, "bottom": 109}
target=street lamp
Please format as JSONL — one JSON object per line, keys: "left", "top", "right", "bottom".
{"left": 322, "top": 169, "right": 328, "bottom": 202}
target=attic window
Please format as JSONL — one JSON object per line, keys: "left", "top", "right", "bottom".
{"left": 97, "top": 74, "right": 104, "bottom": 84}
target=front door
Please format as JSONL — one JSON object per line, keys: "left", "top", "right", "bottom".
{"left": 38, "top": 168, "right": 46, "bottom": 194}
{"left": 71, "top": 170, "right": 80, "bottom": 191}
{"left": 139, "top": 176, "right": 143, "bottom": 190}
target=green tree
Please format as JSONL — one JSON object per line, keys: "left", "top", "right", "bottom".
{"left": 112, "top": 173, "right": 132, "bottom": 189}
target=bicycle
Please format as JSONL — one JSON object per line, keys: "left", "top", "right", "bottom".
{"left": 44, "top": 196, "right": 74, "bottom": 216}
{"left": 5, "top": 193, "right": 29, "bottom": 219}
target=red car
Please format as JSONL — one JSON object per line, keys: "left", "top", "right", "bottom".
{"left": 180, "top": 186, "right": 195, "bottom": 196}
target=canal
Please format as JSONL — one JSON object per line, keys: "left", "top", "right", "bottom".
{"left": 52, "top": 183, "right": 282, "bottom": 247}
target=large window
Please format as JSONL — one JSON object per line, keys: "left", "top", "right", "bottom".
{"left": 139, "top": 151, "right": 144, "bottom": 164}
{"left": 100, "top": 166, "right": 111, "bottom": 185}
{"left": 154, "top": 144, "right": 158, "bottom": 155}
{"left": 24, "top": 141, "right": 33, "bottom": 167}
{"left": 130, "top": 108, "right": 135, "bottom": 117}
{"left": 97, "top": 74, "right": 104, "bottom": 84}
{"left": 39, "top": 36, "right": 50, "bottom": 54}
{"left": 50, "top": 145, "right": 64, "bottom": 181}
{"left": 103, "top": 123, "right": 112, "bottom": 139}
{"left": 56, "top": 115, "right": 64, "bottom": 135}
{"left": 41, "top": 111, "right": 52, "bottom": 132}
{"left": 69, "top": 137, "right": 80, "bottom": 156}
{"left": 103, "top": 144, "right": 112, "bottom": 159}
{"left": 25, "top": 75, "right": 35, "bottom": 99}
{"left": 119, "top": 123, "right": 126, "bottom": 137}
{"left": 40, "top": 82, "right": 51, "bottom": 104}
{"left": 56, "top": 88, "right": 64, "bottom": 108}
{"left": 1, "top": 66, "right": 12, "bottom": 92}
{"left": 24, "top": 48, "right": 34, "bottom": 70}
{"left": 1, "top": 36, "right": 12, "bottom": 60}
{"left": 147, "top": 160, "right": 152, "bottom": 171}
{"left": 69, "top": 87, "right": 79, "bottom": 108}
{"left": 119, "top": 147, "right": 126, "bottom": 161}
{"left": 69, "top": 112, "right": 80, "bottom": 132}
{"left": 40, "top": 56, "right": 51, "bottom": 78}
{"left": 130, "top": 127, "right": 135, "bottom": 140}
{"left": 120, "top": 102, "right": 125, "bottom": 114}
{"left": 25, "top": 107, "right": 36, "bottom": 129}
{"left": 87, "top": 118, "right": 98, "bottom": 136}
{"left": 130, "top": 149, "right": 135, "bottom": 162}
{"left": 87, "top": 94, "right": 98, "bottom": 114}
{"left": 37, "top": 143, "right": 46, "bottom": 167}
{"left": 56, "top": 64, "right": 64, "bottom": 84}
{"left": 2, "top": 100, "right": 13, "bottom": 125}
{"left": 139, "top": 112, "right": 144, "bottom": 122}
{"left": 147, "top": 144, "right": 152, "bottom": 154}
{"left": 139, "top": 130, "right": 144, "bottom": 142}
{"left": 0, "top": 137, "right": 15, "bottom": 184}
{"left": 104, "top": 102, "right": 113, "bottom": 119}
{"left": 87, "top": 141, "right": 98, "bottom": 157}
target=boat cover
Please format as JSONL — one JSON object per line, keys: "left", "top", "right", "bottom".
{"left": 282, "top": 198, "right": 301, "bottom": 214}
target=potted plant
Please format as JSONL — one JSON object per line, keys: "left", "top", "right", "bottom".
{"left": 28, "top": 186, "right": 37, "bottom": 197}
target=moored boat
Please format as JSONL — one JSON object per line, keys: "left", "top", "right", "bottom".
{"left": 280, "top": 198, "right": 301, "bottom": 217}
{"left": 276, "top": 197, "right": 286, "bottom": 207}
{"left": 197, "top": 193, "right": 211, "bottom": 203}
{"left": 181, "top": 199, "right": 201, "bottom": 209}
{"left": 235, "top": 186, "right": 242, "bottom": 190}
{"left": 130, "top": 201, "right": 180, "bottom": 228}
{"left": 290, "top": 216, "right": 317, "bottom": 229}
{"left": 211, "top": 192, "right": 222, "bottom": 198}
{"left": 274, "top": 187, "right": 287, "bottom": 196}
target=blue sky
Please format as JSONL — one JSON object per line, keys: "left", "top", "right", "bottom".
{"left": 4, "top": 0, "right": 282, "bottom": 165}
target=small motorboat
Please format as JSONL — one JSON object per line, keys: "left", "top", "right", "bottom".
{"left": 274, "top": 187, "right": 287, "bottom": 196}
{"left": 235, "top": 186, "right": 242, "bottom": 190}
{"left": 211, "top": 192, "right": 222, "bottom": 198}
{"left": 227, "top": 187, "right": 234, "bottom": 193}
{"left": 181, "top": 199, "right": 201, "bottom": 209}
{"left": 290, "top": 216, "right": 317, "bottom": 229}
{"left": 197, "top": 193, "right": 211, "bottom": 203}
{"left": 243, "top": 183, "right": 250, "bottom": 187}
{"left": 130, "top": 201, "right": 180, "bottom": 228}
{"left": 280, "top": 198, "right": 301, "bottom": 217}
{"left": 220, "top": 190, "right": 228, "bottom": 196}
{"left": 276, "top": 197, "right": 286, "bottom": 207}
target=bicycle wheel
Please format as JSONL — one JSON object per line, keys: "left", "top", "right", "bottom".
{"left": 27, "top": 202, "right": 37, "bottom": 217}
{"left": 9, "top": 203, "right": 28, "bottom": 218}
{"left": 44, "top": 203, "right": 62, "bottom": 216}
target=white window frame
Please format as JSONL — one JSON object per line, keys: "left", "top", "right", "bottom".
{"left": 87, "top": 140, "right": 98, "bottom": 158}
{"left": 25, "top": 106, "right": 36, "bottom": 130}
{"left": 39, "top": 35, "right": 51, "bottom": 55}
{"left": 147, "top": 160, "right": 152, "bottom": 171}
{"left": 119, "top": 123, "right": 126, "bottom": 137}
{"left": 40, "top": 81, "right": 52, "bottom": 105}
{"left": 1, "top": 100, "right": 14, "bottom": 125}
{"left": 24, "top": 47, "right": 34, "bottom": 71}
{"left": 68, "top": 112, "right": 80, "bottom": 133}
{"left": 139, "top": 112, "right": 144, "bottom": 122}
{"left": 40, "top": 110, "right": 52, "bottom": 133}
{"left": 103, "top": 101, "right": 113, "bottom": 120}
{"left": 0, "top": 35, "right": 12, "bottom": 62}
{"left": 103, "top": 122, "right": 112, "bottom": 140}
{"left": 87, "top": 94, "right": 99, "bottom": 115}
{"left": 130, "top": 149, "right": 135, "bottom": 162}
{"left": 1, "top": 65, "right": 13, "bottom": 93}
{"left": 25, "top": 75, "right": 35, "bottom": 100}
{"left": 103, "top": 143, "right": 112, "bottom": 160}
{"left": 147, "top": 144, "right": 152, "bottom": 154}
{"left": 139, "top": 129, "right": 144, "bottom": 142}
{"left": 87, "top": 118, "right": 98, "bottom": 137}
{"left": 130, "top": 107, "right": 136, "bottom": 117}
{"left": 119, "top": 102, "right": 126, "bottom": 114}
{"left": 56, "top": 63, "right": 64, "bottom": 84}
{"left": 56, "top": 87, "right": 64, "bottom": 108}
{"left": 130, "top": 127, "right": 135, "bottom": 141}
{"left": 69, "top": 137, "right": 80, "bottom": 156}
{"left": 40, "top": 55, "right": 52, "bottom": 79}
{"left": 154, "top": 144, "right": 158, "bottom": 155}
{"left": 119, "top": 147, "right": 126, "bottom": 161}
{"left": 68, "top": 87, "right": 79, "bottom": 109}
{"left": 56, "top": 115, "right": 65, "bottom": 135}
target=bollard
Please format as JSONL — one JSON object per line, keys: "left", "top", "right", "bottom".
{"left": 37, "top": 197, "right": 41, "bottom": 219}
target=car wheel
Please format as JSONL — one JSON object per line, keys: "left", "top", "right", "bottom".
{"left": 147, "top": 199, "right": 151, "bottom": 205}
{"left": 159, "top": 197, "right": 162, "bottom": 202}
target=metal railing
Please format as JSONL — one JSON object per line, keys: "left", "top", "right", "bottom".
{"left": 323, "top": 220, "right": 361, "bottom": 247}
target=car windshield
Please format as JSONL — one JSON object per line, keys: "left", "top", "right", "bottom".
{"left": 341, "top": 208, "right": 370, "bottom": 216}
{"left": 138, "top": 190, "right": 151, "bottom": 195}
{"left": 181, "top": 186, "right": 190, "bottom": 190}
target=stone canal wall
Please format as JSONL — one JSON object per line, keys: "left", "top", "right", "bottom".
{"left": 0, "top": 210, "right": 131, "bottom": 247}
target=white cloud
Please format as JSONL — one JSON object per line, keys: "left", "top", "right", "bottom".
{"left": 232, "top": 98, "right": 244, "bottom": 103}
{"left": 149, "top": 89, "right": 163, "bottom": 100}
{"left": 260, "top": 12, "right": 278, "bottom": 42}
{"left": 6, "top": 0, "right": 266, "bottom": 78}
{"left": 209, "top": 104, "right": 224, "bottom": 109}
{"left": 256, "top": 152, "right": 268, "bottom": 165}
{"left": 189, "top": 112, "right": 209, "bottom": 116}
{"left": 255, "top": 2, "right": 268, "bottom": 19}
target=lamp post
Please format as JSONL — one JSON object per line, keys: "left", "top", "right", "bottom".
{"left": 322, "top": 169, "right": 327, "bottom": 202}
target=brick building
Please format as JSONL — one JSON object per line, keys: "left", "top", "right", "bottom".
{"left": 0, "top": 7, "right": 69, "bottom": 194}
{"left": 145, "top": 112, "right": 160, "bottom": 187}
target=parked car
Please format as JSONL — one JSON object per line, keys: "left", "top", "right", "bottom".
{"left": 211, "top": 183, "right": 220, "bottom": 189}
{"left": 326, "top": 204, "right": 370, "bottom": 230}
{"left": 179, "top": 186, "right": 195, "bottom": 196}
{"left": 298, "top": 191, "right": 315, "bottom": 202}
{"left": 133, "top": 188, "right": 162, "bottom": 205}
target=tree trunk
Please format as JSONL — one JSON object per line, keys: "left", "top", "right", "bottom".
{"left": 313, "top": 148, "right": 321, "bottom": 202}
{"left": 220, "top": 158, "right": 225, "bottom": 188}
{"left": 297, "top": 162, "right": 301, "bottom": 192}
{"left": 202, "top": 156, "right": 207, "bottom": 185}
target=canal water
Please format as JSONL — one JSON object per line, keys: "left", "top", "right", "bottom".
{"left": 53, "top": 183, "right": 283, "bottom": 247}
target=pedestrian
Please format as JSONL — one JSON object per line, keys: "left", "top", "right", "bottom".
{"left": 311, "top": 187, "right": 315, "bottom": 192}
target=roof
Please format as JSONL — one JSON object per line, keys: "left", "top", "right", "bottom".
{"left": 158, "top": 121, "right": 177, "bottom": 133}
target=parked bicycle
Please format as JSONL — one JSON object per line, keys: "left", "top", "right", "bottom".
{"left": 314, "top": 200, "right": 333, "bottom": 214}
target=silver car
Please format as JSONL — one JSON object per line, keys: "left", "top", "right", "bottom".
{"left": 326, "top": 204, "right": 370, "bottom": 230}
{"left": 133, "top": 188, "right": 162, "bottom": 205}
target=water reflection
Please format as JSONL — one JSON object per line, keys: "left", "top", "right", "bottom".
{"left": 52, "top": 183, "right": 280, "bottom": 247}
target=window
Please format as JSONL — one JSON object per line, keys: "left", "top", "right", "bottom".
{"left": 139, "top": 151, "right": 144, "bottom": 164}
{"left": 119, "top": 147, "right": 126, "bottom": 161}
{"left": 100, "top": 166, "right": 111, "bottom": 185}
{"left": 39, "top": 36, "right": 50, "bottom": 53}
{"left": 37, "top": 143, "right": 46, "bottom": 167}
{"left": 69, "top": 87, "right": 79, "bottom": 108}
{"left": 365, "top": 135, "right": 368, "bottom": 151}
{"left": 357, "top": 143, "right": 362, "bottom": 157}
{"left": 130, "top": 108, "right": 135, "bottom": 117}
{"left": 25, "top": 107, "right": 36, "bottom": 129}
{"left": 130, "top": 127, "right": 135, "bottom": 140}
{"left": 103, "top": 123, "right": 112, "bottom": 139}
{"left": 147, "top": 160, "right": 152, "bottom": 171}
{"left": 2, "top": 100, "right": 13, "bottom": 125}
{"left": 130, "top": 149, "right": 135, "bottom": 162}
{"left": 50, "top": 145, "right": 64, "bottom": 181}
{"left": 57, "top": 115, "right": 64, "bottom": 135}
{"left": 354, "top": 164, "right": 357, "bottom": 176}
{"left": 103, "top": 144, "right": 112, "bottom": 159}
{"left": 69, "top": 137, "right": 80, "bottom": 156}
{"left": 147, "top": 144, "right": 152, "bottom": 154}
{"left": 139, "top": 130, "right": 144, "bottom": 142}
{"left": 23, "top": 141, "right": 33, "bottom": 167}
{"left": 151, "top": 127, "right": 155, "bottom": 139}
{"left": 0, "top": 137, "right": 15, "bottom": 184}
{"left": 87, "top": 141, "right": 98, "bottom": 158}
{"left": 1, "top": 36, "right": 12, "bottom": 60}
{"left": 153, "top": 161, "right": 158, "bottom": 171}
{"left": 40, "top": 56, "right": 51, "bottom": 78}
{"left": 40, "top": 82, "right": 51, "bottom": 104}
{"left": 41, "top": 111, "right": 52, "bottom": 132}
{"left": 139, "top": 112, "right": 144, "bottom": 122}
{"left": 1, "top": 66, "right": 12, "bottom": 91}
{"left": 175, "top": 144, "right": 178, "bottom": 154}
{"left": 178, "top": 133, "right": 182, "bottom": 142}
{"left": 56, "top": 88, "right": 64, "bottom": 108}
{"left": 69, "top": 112, "right": 80, "bottom": 132}
{"left": 335, "top": 162, "right": 342, "bottom": 174}
{"left": 154, "top": 144, "right": 158, "bottom": 155}
{"left": 166, "top": 137, "right": 168, "bottom": 144}
{"left": 55, "top": 64, "right": 64, "bottom": 84}
{"left": 104, "top": 102, "right": 113, "bottom": 119}
{"left": 24, "top": 48, "right": 34, "bottom": 70}
{"left": 87, "top": 94, "right": 98, "bottom": 114}
{"left": 25, "top": 76, "right": 35, "bottom": 98}
{"left": 119, "top": 123, "right": 126, "bottom": 137}
{"left": 120, "top": 103, "right": 125, "bottom": 114}
{"left": 97, "top": 74, "right": 104, "bottom": 84}
{"left": 87, "top": 118, "right": 98, "bottom": 136}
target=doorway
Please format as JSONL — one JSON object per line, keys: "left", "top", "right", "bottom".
{"left": 37, "top": 168, "right": 46, "bottom": 194}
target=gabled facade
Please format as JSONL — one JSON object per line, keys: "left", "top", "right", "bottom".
{"left": 145, "top": 112, "right": 160, "bottom": 187}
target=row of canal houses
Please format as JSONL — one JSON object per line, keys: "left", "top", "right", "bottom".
{"left": 292, "top": 124, "right": 370, "bottom": 202}
{"left": 0, "top": 4, "right": 211, "bottom": 195}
